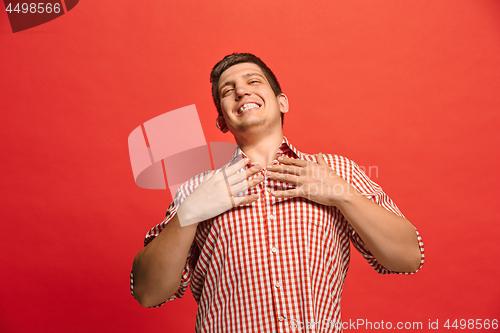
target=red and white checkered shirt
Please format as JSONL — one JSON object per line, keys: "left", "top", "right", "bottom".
{"left": 130, "top": 137, "right": 425, "bottom": 332}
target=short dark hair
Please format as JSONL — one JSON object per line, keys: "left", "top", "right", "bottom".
{"left": 210, "top": 53, "right": 284, "bottom": 125}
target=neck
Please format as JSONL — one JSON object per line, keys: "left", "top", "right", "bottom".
{"left": 234, "top": 129, "right": 284, "bottom": 167}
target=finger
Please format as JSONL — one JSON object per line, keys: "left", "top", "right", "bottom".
{"left": 230, "top": 174, "right": 264, "bottom": 195}
{"left": 266, "top": 164, "right": 303, "bottom": 175}
{"left": 266, "top": 171, "right": 300, "bottom": 184}
{"left": 221, "top": 168, "right": 233, "bottom": 199}
{"left": 233, "top": 193, "right": 260, "bottom": 206}
{"left": 316, "top": 153, "right": 329, "bottom": 167}
{"left": 225, "top": 157, "right": 251, "bottom": 176}
{"left": 270, "top": 188, "right": 301, "bottom": 198}
{"left": 277, "top": 155, "right": 308, "bottom": 167}
{"left": 227, "top": 163, "right": 262, "bottom": 185}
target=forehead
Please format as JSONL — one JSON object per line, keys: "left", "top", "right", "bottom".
{"left": 218, "top": 63, "right": 267, "bottom": 88}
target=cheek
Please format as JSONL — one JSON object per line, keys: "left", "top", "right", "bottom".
{"left": 220, "top": 100, "right": 233, "bottom": 114}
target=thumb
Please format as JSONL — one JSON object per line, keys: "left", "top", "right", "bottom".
{"left": 316, "top": 153, "right": 329, "bottom": 167}
{"left": 203, "top": 170, "right": 215, "bottom": 182}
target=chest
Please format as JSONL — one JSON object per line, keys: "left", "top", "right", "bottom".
{"left": 195, "top": 195, "right": 349, "bottom": 260}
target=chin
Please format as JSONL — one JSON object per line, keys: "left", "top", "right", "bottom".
{"left": 234, "top": 118, "right": 268, "bottom": 132}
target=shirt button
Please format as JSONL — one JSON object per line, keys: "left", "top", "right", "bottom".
{"left": 275, "top": 282, "right": 282, "bottom": 289}
{"left": 278, "top": 315, "right": 285, "bottom": 322}
{"left": 271, "top": 247, "right": 278, "bottom": 254}
{"left": 269, "top": 215, "right": 275, "bottom": 220}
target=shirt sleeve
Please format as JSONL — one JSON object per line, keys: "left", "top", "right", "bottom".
{"left": 336, "top": 156, "right": 425, "bottom": 275}
{"left": 130, "top": 171, "right": 208, "bottom": 307}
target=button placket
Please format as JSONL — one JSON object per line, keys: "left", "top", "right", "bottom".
{"left": 264, "top": 190, "right": 287, "bottom": 328}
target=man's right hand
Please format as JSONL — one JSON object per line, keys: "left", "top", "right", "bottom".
{"left": 132, "top": 157, "right": 264, "bottom": 307}
{"left": 176, "top": 158, "right": 264, "bottom": 227}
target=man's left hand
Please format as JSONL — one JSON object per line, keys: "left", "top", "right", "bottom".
{"left": 266, "top": 153, "right": 357, "bottom": 206}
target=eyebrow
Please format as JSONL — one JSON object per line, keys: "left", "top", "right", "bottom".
{"left": 219, "top": 72, "right": 266, "bottom": 94}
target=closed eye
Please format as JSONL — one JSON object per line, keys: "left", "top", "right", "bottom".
{"left": 222, "top": 88, "right": 234, "bottom": 97}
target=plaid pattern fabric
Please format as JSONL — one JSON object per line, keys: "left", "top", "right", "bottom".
{"left": 131, "top": 137, "right": 425, "bottom": 332}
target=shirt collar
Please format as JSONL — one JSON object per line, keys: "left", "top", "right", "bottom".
{"left": 228, "top": 136, "right": 302, "bottom": 163}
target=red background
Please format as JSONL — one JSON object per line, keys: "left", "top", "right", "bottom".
{"left": 1, "top": 1, "right": 499, "bottom": 332}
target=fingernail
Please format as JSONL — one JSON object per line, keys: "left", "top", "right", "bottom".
{"left": 277, "top": 156, "right": 283, "bottom": 161}
{"left": 266, "top": 165, "right": 273, "bottom": 169}
{"left": 253, "top": 194, "right": 259, "bottom": 199}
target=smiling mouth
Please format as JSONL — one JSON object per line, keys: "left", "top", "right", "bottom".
{"left": 237, "top": 102, "right": 261, "bottom": 115}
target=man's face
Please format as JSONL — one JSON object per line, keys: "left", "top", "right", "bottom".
{"left": 217, "top": 62, "right": 288, "bottom": 135}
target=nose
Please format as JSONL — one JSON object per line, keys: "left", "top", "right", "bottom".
{"left": 235, "top": 85, "right": 251, "bottom": 100}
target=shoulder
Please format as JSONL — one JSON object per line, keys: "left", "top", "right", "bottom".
{"left": 299, "top": 151, "right": 354, "bottom": 164}
{"left": 300, "top": 152, "right": 358, "bottom": 178}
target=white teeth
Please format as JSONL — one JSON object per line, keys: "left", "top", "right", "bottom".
{"left": 238, "top": 103, "right": 260, "bottom": 114}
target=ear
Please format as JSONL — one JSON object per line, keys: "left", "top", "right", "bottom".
{"left": 278, "top": 93, "right": 289, "bottom": 114}
{"left": 216, "top": 115, "right": 229, "bottom": 133}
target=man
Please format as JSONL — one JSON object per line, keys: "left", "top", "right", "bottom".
{"left": 131, "top": 53, "right": 424, "bottom": 332}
